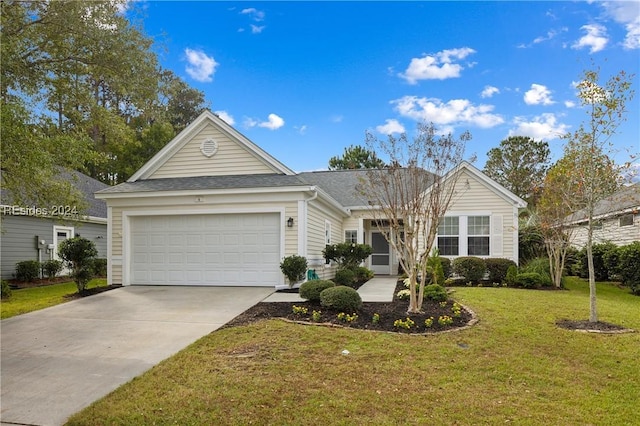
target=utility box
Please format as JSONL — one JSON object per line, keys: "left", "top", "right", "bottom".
{"left": 35, "top": 236, "right": 47, "bottom": 250}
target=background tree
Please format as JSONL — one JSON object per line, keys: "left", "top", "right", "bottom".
{"left": 358, "top": 123, "right": 471, "bottom": 313}
{"left": 328, "top": 145, "right": 386, "bottom": 170}
{"left": 483, "top": 136, "right": 550, "bottom": 205}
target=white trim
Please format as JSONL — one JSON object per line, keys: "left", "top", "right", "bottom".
{"left": 357, "top": 218, "right": 364, "bottom": 244}
{"left": 53, "top": 225, "right": 74, "bottom": 274}
{"left": 297, "top": 200, "right": 305, "bottom": 256}
{"left": 513, "top": 205, "right": 520, "bottom": 265}
{"left": 96, "top": 185, "right": 316, "bottom": 200}
{"left": 107, "top": 206, "right": 113, "bottom": 286}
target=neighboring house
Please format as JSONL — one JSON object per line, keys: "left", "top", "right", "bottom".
{"left": 1, "top": 171, "right": 109, "bottom": 280}
{"left": 95, "top": 111, "right": 526, "bottom": 288}
{"left": 567, "top": 183, "right": 640, "bottom": 248}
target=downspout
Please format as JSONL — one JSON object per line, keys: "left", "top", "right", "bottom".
{"left": 302, "top": 187, "right": 319, "bottom": 276}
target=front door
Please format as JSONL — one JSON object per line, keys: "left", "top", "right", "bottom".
{"left": 53, "top": 226, "right": 74, "bottom": 276}
{"left": 370, "top": 231, "right": 390, "bottom": 275}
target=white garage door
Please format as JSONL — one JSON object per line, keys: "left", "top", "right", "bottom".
{"left": 130, "top": 213, "right": 280, "bottom": 286}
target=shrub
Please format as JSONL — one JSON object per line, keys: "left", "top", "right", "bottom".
{"left": 15, "top": 260, "right": 41, "bottom": 282}
{"left": 579, "top": 242, "right": 618, "bottom": 281}
{"left": 92, "top": 258, "right": 108, "bottom": 277}
{"left": 521, "top": 257, "right": 553, "bottom": 287}
{"left": 423, "top": 284, "right": 447, "bottom": 302}
{"left": 42, "top": 259, "right": 64, "bottom": 279}
{"left": 299, "top": 280, "right": 335, "bottom": 302}
{"left": 485, "top": 258, "right": 517, "bottom": 283}
{"left": 439, "top": 257, "right": 452, "bottom": 279}
{"left": 354, "top": 266, "right": 374, "bottom": 283}
{"left": 563, "top": 247, "right": 581, "bottom": 276}
{"left": 505, "top": 265, "right": 518, "bottom": 286}
{"left": 618, "top": 242, "right": 640, "bottom": 295}
{"left": 426, "top": 251, "right": 445, "bottom": 286}
{"left": 322, "top": 243, "right": 373, "bottom": 269}
{"left": 319, "top": 285, "right": 362, "bottom": 312}
{"left": 602, "top": 246, "right": 621, "bottom": 280}
{"left": 514, "top": 272, "right": 544, "bottom": 289}
{"left": 58, "top": 237, "right": 98, "bottom": 294}
{"left": 334, "top": 268, "right": 356, "bottom": 287}
{"left": 1, "top": 280, "right": 11, "bottom": 299}
{"left": 280, "top": 255, "right": 308, "bottom": 287}
{"left": 519, "top": 225, "right": 546, "bottom": 265}
{"left": 444, "top": 277, "right": 467, "bottom": 287}
{"left": 452, "top": 257, "right": 486, "bottom": 283}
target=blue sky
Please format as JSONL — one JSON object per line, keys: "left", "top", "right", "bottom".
{"left": 127, "top": 1, "right": 639, "bottom": 173}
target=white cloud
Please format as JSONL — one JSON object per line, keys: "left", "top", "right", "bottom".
{"left": 240, "top": 7, "right": 265, "bottom": 21}
{"left": 376, "top": 119, "right": 405, "bottom": 135}
{"left": 215, "top": 110, "right": 235, "bottom": 126}
{"left": 184, "top": 48, "right": 218, "bottom": 82}
{"left": 481, "top": 85, "right": 500, "bottom": 98}
{"left": 564, "top": 100, "right": 576, "bottom": 108}
{"left": 572, "top": 24, "right": 609, "bottom": 53}
{"left": 246, "top": 113, "right": 285, "bottom": 130}
{"left": 509, "top": 113, "right": 569, "bottom": 140}
{"left": 600, "top": 1, "right": 640, "bottom": 49}
{"left": 524, "top": 84, "right": 555, "bottom": 105}
{"left": 330, "top": 114, "right": 344, "bottom": 123}
{"left": 399, "top": 47, "right": 476, "bottom": 84}
{"left": 250, "top": 24, "right": 266, "bottom": 34}
{"left": 295, "top": 125, "right": 308, "bottom": 135}
{"left": 392, "top": 95, "right": 504, "bottom": 129}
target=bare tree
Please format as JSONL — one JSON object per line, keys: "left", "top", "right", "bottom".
{"left": 358, "top": 122, "right": 471, "bottom": 313}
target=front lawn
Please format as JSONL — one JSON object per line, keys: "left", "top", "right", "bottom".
{"left": 66, "top": 278, "right": 639, "bottom": 425}
{"left": 1, "top": 278, "right": 108, "bottom": 319}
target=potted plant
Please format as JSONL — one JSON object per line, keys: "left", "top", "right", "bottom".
{"left": 280, "top": 255, "right": 308, "bottom": 287}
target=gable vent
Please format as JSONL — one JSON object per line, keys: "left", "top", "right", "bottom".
{"left": 200, "top": 138, "right": 219, "bottom": 158}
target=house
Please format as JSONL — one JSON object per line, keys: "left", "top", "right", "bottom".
{"left": 567, "top": 183, "right": 640, "bottom": 248}
{"left": 1, "top": 170, "right": 109, "bottom": 280}
{"left": 95, "top": 111, "right": 526, "bottom": 287}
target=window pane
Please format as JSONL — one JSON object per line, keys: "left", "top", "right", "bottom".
{"left": 438, "top": 236, "right": 459, "bottom": 256}
{"left": 468, "top": 236, "right": 489, "bottom": 256}
{"left": 619, "top": 214, "right": 634, "bottom": 227}
{"left": 468, "top": 216, "right": 490, "bottom": 235}
{"left": 438, "top": 217, "right": 459, "bottom": 235}
{"left": 345, "top": 230, "right": 358, "bottom": 243}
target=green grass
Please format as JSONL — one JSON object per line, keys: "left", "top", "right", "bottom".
{"left": 0, "top": 278, "right": 108, "bottom": 319}
{"left": 67, "top": 277, "right": 639, "bottom": 425}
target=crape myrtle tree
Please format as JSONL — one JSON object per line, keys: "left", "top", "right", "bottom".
{"left": 558, "top": 67, "right": 634, "bottom": 323}
{"left": 358, "top": 122, "right": 471, "bottom": 313}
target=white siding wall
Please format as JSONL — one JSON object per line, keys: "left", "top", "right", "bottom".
{"left": 571, "top": 213, "right": 640, "bottom": 248}
{"left": 306, "top": 201, "right": 343, "bottom": 280}
{"left": 149, "top": 123, "right": 276, "bottom": 178}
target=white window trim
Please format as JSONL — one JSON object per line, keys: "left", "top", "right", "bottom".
{"left": 437, "top": 212, "right": 493, "bottom": 258}
{"left": 345, "top": 229, "right": 358, "bottom": 244}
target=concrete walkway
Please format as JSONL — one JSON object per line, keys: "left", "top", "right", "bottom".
{"left": 0, "top": 286, "right": 274, "bottom": 426}
{"left": 263, "top": 275, "right": 398, "bottom": 303}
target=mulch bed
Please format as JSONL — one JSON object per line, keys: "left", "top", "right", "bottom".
{"left": 8, "top": 276, "right": 71, "bottom": 289}
{"left": 62, "top": 284, "right": 123, "bottom": 299}
{"left": 556, "top": 319, "right": 635, "bottom": 334}
{"left": 224, "top": 281, "right": 475, "bottom": 334}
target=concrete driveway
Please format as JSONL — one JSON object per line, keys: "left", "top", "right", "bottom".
{"left": 1, "top": 285, "right": 273, "bottom": 426}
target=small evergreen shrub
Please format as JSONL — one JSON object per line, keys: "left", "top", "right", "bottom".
{"left": 320, "top": 285, "right": 362, "bottom": 312}
{"left": 563, "top": 247, "right": 581, "bottom": 276}
{"left": 58, "top": 237, "right": 98, "bottom": 293}
{"left": 423, "top": 284, "right": 447, "bottom": 302}
{"left": 521, "top": 257, "right": 553, "bottom": 287}
{"left": 334, "top": 268, "right": 356, "bottom": 287}
{"left": 280, "top": 255, "right": 308, "bottom": 287}
{"left": 92, "top": 258, "right": 108, "bottom": 277}
{"left": 485, "top": 258, "right": 517, "bottom": 283}
{"left": 505, "top": 265, "right": 518, "bottom": 286}
{"left": 515, "top": 272, "right": 544, "bottom": 288}
{"left": 579, "top": 242, "right": 618, "bottom": 281}
{"left": 452, "top": 257, "right": 486, "bottom": 283}
{"left": 618, "top": 242, "right": 640, "bottom": 295}
{"left": 354, "top": 266, "right": 374, "bottom": 283}
{"left": 299, "top": 279, "right": 335, "bottom": 302}
{"left": 322, "top": 243, "right": 372, "bottom": 268}
{"left": 439, "top": 257, "right": 452, "bottom": 279}
{"left": 426, "top": 251, "right": 446, "bottom": 286}
{"left": 1, "top": 280, "right": 11, "bottom": 299}
{"left": 15, "top": 260, "right": 41, "bottom": 282}
{"left": 444, "top": 277, "right": 467, "bottom": 287}
{"left": 42, "top": 259, "right": 64, "bottom": 279}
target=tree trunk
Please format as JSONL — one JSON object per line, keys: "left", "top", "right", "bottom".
{"left": 586, "top": 221, "right": 597, "bottom": 323}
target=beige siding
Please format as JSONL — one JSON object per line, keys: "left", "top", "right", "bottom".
{"left": 572, "top": 213, "right": 640, "bottom": 247}
{"left": 306, "top": 201, "right": 343, "bottom": 279}
{"left": 283, "top": 205, "right": 299, "bottom": 257}
{"left": 150, "top": 123, "right": 277, "bottom": 178}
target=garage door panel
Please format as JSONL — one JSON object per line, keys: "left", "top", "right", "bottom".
{"left": 131, "top": 213, "right": 280, "bottom": 286}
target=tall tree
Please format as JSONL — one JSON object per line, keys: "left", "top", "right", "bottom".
{"left": 358, "top": 123, "right": 471, "bottom": 313}
{"left": 329, "top": 145, "right": 386, "bottom": 170}
{"left": 559, "top": 67, "right": 634, "bottom": 323}
{"left": 483, "top": 136, "right": 550, "bottom": 204}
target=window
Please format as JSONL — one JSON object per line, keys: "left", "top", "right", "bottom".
{"left": 345, "top": 230, "right": 358, "bottom": 244}
{"left": 437, "top": 217, "right": 459, "bottom": 256}
{"left": 468, "top": 216, "right": 490, "bottom": 256}
{"left": 620, "top": 214, "right": 634, "bottom": 227}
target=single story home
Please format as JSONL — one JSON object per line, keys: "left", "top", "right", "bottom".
{"left": 567, "top": 183, "right": 640, "bottom": 247}
{"left": 1, "top": 171, "right": 109, "bottom": 280}
{"left": 95, "top": 110, "right": 526, "bottom": 287}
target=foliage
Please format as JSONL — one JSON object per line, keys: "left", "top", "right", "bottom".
{"left": 514, "top": 272, "right": 545, "bottom": 288}
{"left": 336, "top": 312, "right": 358, "bottom": 323}
{"left": 319, "top": 286, "right": 363, "bottom": 312}
{"left": 423, "top": 284, "right": 448, "bottom": 302}
{"left": 1, "top": 280, "right": 12, "bottom": 299}
{"left": 42, "top": 260, "right": 64, "bottom": 279}
{"left": 518, "top": 225, "right": 546, "bottom": 265}
{"left": 578, "top": 242, "right": 618, "bottom": 282}
{"left": 483, "top": 136, "right": 550, "bottom": 204}
{"left": 299, "top": 280, "right": 335, "bottom": 302}
{"left": 617, "top": 242, "right": 640, "bottom": 295}
{"left": 563, "top": 247, "right": 581, "bottom": 276}
{"left": 322, "top": 243, "right": 372, "bottom": 269}
{"left": 452, "top": 257, "right": 486, "bottom": 283}
{"left": 521, "top": 257, "right": 553, "bottom": 287}
{"left": 426, "top": 250, "right": 445, "bottom": 286}
{"left": 334, "top": 268, "right": 356, "bottom": 287}
{"left": 484, "top": 258, "right": 517, "bottom": 284}
{"left": 292, "top": 305, "right": 308, "bottom": 315}
{"left": 396, "top": 289, "right": 411, "bottom": 300}
{"left": 359, "top": 122, "right": 471, "bottom": 313}
{"left": 15, "top": 260, "right": 41, "bottom": 282}
{"left": 506, "top": 265, "right": 518, "bottom": 286}
{"left": 279, "top": 255, "right": 308, "bottom": 287}
{"left": 328, "top": 145, "right": 386, "bottom": 170}
{"left": 57, "top": 237, "right": 98, "bottom": 293}
{"left": 393, "top": 317, "right": 415, "bottom": 330}
{"left": 354, "top": 266, "right": 374, "bottom": 283}
{"left": 439, "top": 257, "right": 452, "bottom": 279}
{"left": 92, "top": 258, "right": 108, "bottom": 277}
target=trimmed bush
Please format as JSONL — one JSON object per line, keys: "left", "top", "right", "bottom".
{"left": 354, "top": 266, "right": 374, "bottom": 283}
{"left": 423, "top": 284, "right": 447, "bottom": 302}
{"left": 334, "top": 268, "right": 356, "bottom": 287}
{"left": 514, "top": 272, "right": 544, "bottom": 289}
{"left": 563, "top": 247, "right": 581, "bottom": 276}
{"left": 579, "top": 242, "right": 618, "bottom": 281}
{"left": 440, "top": 257, "right": 452, "bottom": 279}
{"left": 452, "top": 257, "right": 486, "bottom": 283}
{"left": 323, "top": 243, "right": 373, "bottom": 269}
{"left": 15, "top": 260, "right": 41, "bottom": 282}
{"left": 505, "top": 265, "right": 518, "bottom": 286}
{"left": 1, "top": 280, "right": 11, "bottom": 299}
{"left": 92, "top": 258, "right": 108, "bottom": 277}
{"left": 42, "top": 259, "right": 64, "bottom": 279}
{"left": 485, "top": 258, "right": 517, "bottom": 284}
{"left": 521, "top": 257, "right": 553, "bottom": 287}
{"left": 320, "top": 285, "right": 362, "bottom": 312}
{"left": 299, "top": 280, "right": 335, "bottom": 302}
{"left": 58, "top": 237, "right": 98, "bottom": 293}
{"left": 280, "top": 255, "right": 308, "bottom": 287}
{"left": 618, "top": 241, "right": 640, "bottom": 295}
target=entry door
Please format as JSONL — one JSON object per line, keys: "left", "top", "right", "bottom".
{"left": 53, "top": 226, "right": 74, "bottom": 276}
{"left": 370, "top": 231, "right": 390, "bottom": 275}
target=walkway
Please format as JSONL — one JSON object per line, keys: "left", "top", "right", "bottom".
{"left": 263, "top": 275, "right": 398, "bottom": 303}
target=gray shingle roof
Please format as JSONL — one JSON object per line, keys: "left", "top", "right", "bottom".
{"left": 568, "top": 183, "right": 640, "bottom": 222}
{"left": 298, "top": 169, "right": 371, "bottom": 207}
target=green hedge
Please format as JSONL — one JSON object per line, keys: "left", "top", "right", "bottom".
{"left": 485, "top": 258, "right": 517, "bottom": 284}
{"left": 452, "top": 257, "right": 486, "bottom": 283}
{"left": 299, "top": 280, "right": 335, "bottom": 302}
{"left": 319, "top": 286, "right": 362, "bottom": 312}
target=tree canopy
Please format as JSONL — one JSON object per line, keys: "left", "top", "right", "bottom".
{"left": 328, "top": 145, "right": 386, "bottom": 170}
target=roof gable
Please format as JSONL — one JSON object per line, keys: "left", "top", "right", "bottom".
{"left": 129, "top": 111, "right": 295, "bottom": 181}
